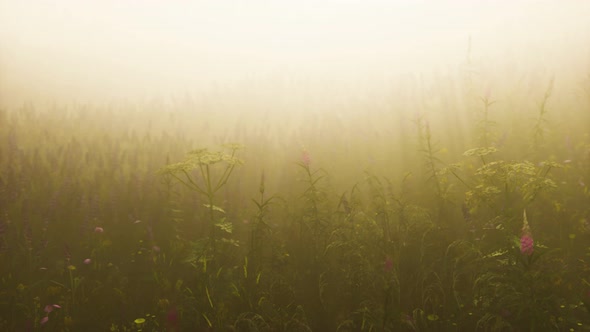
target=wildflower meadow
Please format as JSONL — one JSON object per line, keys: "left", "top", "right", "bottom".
{"left": 1, "top": 61, "right": 589, "bottom": 332}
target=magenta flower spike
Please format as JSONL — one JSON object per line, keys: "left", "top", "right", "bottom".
{"left": 384, "top": 256, "right": 393, "bottom": 272}
{"left": 520, "top": 210, "right": 534, "bottom": 256}
{"left": 302, "top": 149, "right": 311, "bottom": 167}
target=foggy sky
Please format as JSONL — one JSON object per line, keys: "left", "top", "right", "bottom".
{"left": 1, "top": 0, "right": 589, "bottom": 109}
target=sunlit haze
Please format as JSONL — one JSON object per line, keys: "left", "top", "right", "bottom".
{"left": 1, "top": 0, "right": 589, "bottom": 108}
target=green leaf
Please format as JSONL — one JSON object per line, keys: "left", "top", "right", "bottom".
{"left": 215, "top": 218, "right": 232, "bottom": 233}
{"left": 251, "top": 199, "right": 263, "bottom": 210}
{"left": 203, "top": 204, "right": 226, "bottom": 214}
{"left": 221, "top": 238, "right": 240, "bottom": 247}
{"left": 463, "top": 147, "right": 498, "bottom": 157}
{"left": 202, "top": 313, "right": 212, "bottom": 327}
{"left": 205, "top": 286, "right": 213, "bottom": 308}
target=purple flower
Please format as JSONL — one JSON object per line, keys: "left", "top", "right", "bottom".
{"left": 83, "top": 258, "right": 92, "bottom": 265}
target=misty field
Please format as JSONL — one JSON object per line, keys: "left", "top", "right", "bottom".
{"left": 1, "top": 64, "right": 589, "bottom": 332}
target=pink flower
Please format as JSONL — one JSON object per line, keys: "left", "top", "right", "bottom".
{"left": 484, "top": 85, "right": 492, "bottom": 100}
{"left": 520, "top": 234, "right": 534, "bottom": 256}
{"left": 40, "top": 316, "right": 49, "bottom": 325}
{"left": 302, "top": 150, "right": 311, "bottom": 167}
{"left": 167, "top": 306, "right": 179, "bottom": 328}
{"left": 520, "top": 210, "right": 534, "bottom": 256}
{"left": 83, "top": 258, "right": 92, "bottom": 265}
{"left": 384, "top": 256, "right": 393, "bottom": 272}
{"left": 94, "top": 226, "right": 104, "bottom": 233}
{"left": 45, "top": 304, "right": 62, "bottom": 313}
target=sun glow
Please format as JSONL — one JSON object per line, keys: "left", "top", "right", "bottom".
{"left": 1, "top": 0, "right": 588, "bottom": 108}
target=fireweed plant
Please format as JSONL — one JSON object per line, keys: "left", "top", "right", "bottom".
{"left": 290, "top": 149, "right": 333, "bottom": 330}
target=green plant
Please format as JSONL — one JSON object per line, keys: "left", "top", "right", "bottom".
{"left": 159, "top": 144, "right": 244, "bottom": 264}
{"left": 531, "top": 78, "right": 555, "bottom": 158}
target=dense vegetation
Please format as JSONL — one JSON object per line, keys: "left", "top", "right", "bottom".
{"left": 1, "top": 69, "right": 589, "bottom": 331}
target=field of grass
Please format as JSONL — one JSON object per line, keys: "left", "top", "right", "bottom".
{"left": 1, "top": 65, "right": 589, "bottom": 331}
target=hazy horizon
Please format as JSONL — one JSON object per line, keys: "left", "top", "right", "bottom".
{"left": 1, "top": 0, "right": 589, "bottom": 110}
